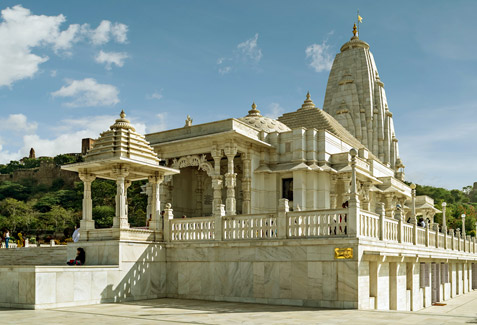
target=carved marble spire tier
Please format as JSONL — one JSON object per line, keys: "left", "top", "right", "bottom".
{"left": 322, "top": 27, "right": 403, "bottom": 171}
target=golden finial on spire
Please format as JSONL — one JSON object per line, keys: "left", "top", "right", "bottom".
{"left": 120, "top": 110, "right": 126, "bottom": 118}
{"left": 352, "top": 23, "right": 357, "bottom": 37}
{"left": 306, "top": 91, "right": 311, "bottom": 100}
{"left": 247, "top": 101, "right": 261, "bottom": 116}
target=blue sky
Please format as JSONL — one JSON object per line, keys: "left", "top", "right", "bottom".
{"left": 0, "top": 0, "right": 476, "bottom": 190}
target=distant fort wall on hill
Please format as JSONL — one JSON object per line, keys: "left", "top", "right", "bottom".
{"left": 0, "top": 138, "right": 95, "bottom": 187}
{"left": 0, "top": 159, "right": 79, "bottom": 187}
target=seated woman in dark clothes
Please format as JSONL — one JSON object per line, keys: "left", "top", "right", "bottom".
{"left": 67, "top": 248, "right": 86, "bottom": 265}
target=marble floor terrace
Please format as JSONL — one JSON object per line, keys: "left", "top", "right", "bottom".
{"left": 3, "top": 293, "right": 477, "bottom": 324}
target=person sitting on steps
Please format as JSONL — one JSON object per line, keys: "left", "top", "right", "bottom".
{"left": 67, "top": 248, "right": 86, "bottom": 265}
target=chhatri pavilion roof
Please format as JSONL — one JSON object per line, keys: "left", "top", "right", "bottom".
{"left": 84, "top": 110, "right": 160, "bottom": 165}
{"left": 238, "top": 102, "right": 291, "bottom": 133}
{"left": 62, "top": 111, "right": 179, "bottom": 181}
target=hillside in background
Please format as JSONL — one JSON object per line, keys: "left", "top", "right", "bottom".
{"left": 0, "top": 155, "right": 147, "bottom": 242}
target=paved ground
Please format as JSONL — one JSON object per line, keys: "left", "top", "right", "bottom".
{"left": 3, "top": 293, "right": 477, "bottom": 324}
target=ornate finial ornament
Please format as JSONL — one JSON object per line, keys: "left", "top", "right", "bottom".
{"left": 185, "top": 115, "right": 193, "bottom": 127}
{"left": 247, "top": 101, "right": 261, "bottom": 116}
{"left": 110, "top": 110, "right": 136, "bottom": 132}
{"left": 352, "top": 23, "right": 358, "bottom": 37}
{"left": 300, "top": 92, "right": 316, "bottom": 110}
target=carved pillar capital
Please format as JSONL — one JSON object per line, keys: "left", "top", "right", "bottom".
{"left": 148, "top": 174, "right": 165, "bottom": 185}
{"left": 79, "top": 172, "right": 96, "bottom": 183}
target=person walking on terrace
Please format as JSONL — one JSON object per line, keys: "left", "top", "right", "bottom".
{"left": 5, "top": 230, "right": 10, "bottom": 248}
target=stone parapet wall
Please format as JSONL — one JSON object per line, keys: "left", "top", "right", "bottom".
{"left": 0, "top": 241, "right": 167, "bottom": 309}
{"left": 165, "top": 238, "right": 359, "bottom": 309}
{"left": 0, "top": 246, "right": 67, "bottom": 266}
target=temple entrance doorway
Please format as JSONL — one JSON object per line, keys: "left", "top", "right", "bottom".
{"left": 170, "top": 166, "right": 212, "bottom": 218}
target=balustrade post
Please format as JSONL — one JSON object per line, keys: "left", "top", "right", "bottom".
{"left": 456, "top": 228, "right": 461, "bottom": 251}
{"left": 348, "top": 148, "right": 360, "bottom": 237}
{"left": 278, "top": 198, "right": 289, "bottom": 239}
{"left": 472, "top": 233, "right": 477, "bottom": 254}
{"left": 450, "top": 229, "right": 455, "bottom": 250}
{"left": 410, "top": 183, "right": 417, "bottom": 223}
{"left": 214, "top": 204, "right": 225, "bottom": 240}
{"left": 425, "top": 220, "right": 430, "bottom": 247}
{"left": 396, "top": 207, "right": 403, "bottom": 243}
{"left": 378, "top": 203, "right": 385, "bottom": 241}
{"left": 163, "top": 203, "right": 174, "bottom": 242}
{"left": 412, "top": 218, "right": 418, "bottom": 245}
{"left": 462, "top": 214, "right": 466, "bottom": 238}
{"left": 435, "top": 224, "right": 439, "bottom": 248}
{"left": 441, "top": 202, "right": 447, "bottom": 235}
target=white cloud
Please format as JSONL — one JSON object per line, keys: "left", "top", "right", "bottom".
{"left": 147, "top": 89, "right": 163, "bottom": 100}
{"left": 216, "top": 33, "right": 263, "bottom": 74}
{"left": 264, "top": 103, "right": 285, "bottom": 119}
{"left": 51, "top": 78, "right": 120, "bottom": 107}
{"left": 0, "top": 114, "right": 38, "bottom": 133}
{"left": 111, "top": 23, "right": 128, "bottom": 43}
{"left": 83, "top": 20, "right": 128, "bottom": 45}
{"left": 146, "top": 113, "right": 168, "bottom": 133}
{"left": 95, "top": 50, "right": 129, "bottom": 70}
{"left": 0, "top": 5, "right": 129, "bottom": 88}
{"left": 237, "top": 33, "right": 263, "bottom": 62}
{"left": 53, "top": 24, "right": 81, "bottom": 53}
{"left": 218, "top": 66, "right": 232, "bottom": 75}
{"left": 305, "top": 41, "right": 333, "bottom": 72}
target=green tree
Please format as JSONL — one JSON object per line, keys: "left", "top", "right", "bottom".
{"left": 0, "top": 198, "right": 36, "bottom": 234}
{"left": 92, "top": 206, "right": 115, "bottom": 228}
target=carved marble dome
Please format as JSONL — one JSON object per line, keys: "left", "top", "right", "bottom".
{"left": 239, "top": 102, "right": 291, "bottom": 133}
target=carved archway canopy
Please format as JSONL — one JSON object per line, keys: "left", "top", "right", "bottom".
{"left": 171, "top": 154, "right": 214, "bottom": 176}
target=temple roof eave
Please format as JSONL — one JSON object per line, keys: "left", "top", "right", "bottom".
{"left": 61, "top": 156, "right": 179, "bottom": 181}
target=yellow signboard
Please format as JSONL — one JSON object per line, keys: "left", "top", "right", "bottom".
{"left": 335, "top": 247, "right": 353, "bottom": 259}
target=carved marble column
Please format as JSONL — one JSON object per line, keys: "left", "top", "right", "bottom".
{"left": 211, "top": 147, "right": 223, "bottom": 217}
{"left": 195, "top": 171, "right": 204, "bottom": 217}
{"left": 330, "top": 174, "right": 338, "bottom": 209}
{"left": 113, "top": 167, "right": 129, "bottom": 229}
{"left": 148, "top": 174, "right": 164, "bottom": 231}
{"left": 224, "top": 144, "right": 238, "bottom": 216}
{"left": 348, "top": 148, "right": 360, "bottom": 236}
{"left": 242, "top": 151, "right": 252, "bottom": 214}
{"left": 342, "top": 174, "right": 351, "bottom": 204}
{"left": 79, "top": 172, "right": 96, "bottom": 231}
{"left": 145, "top": 183, "right": 152, "bottom": 222}
{"left": 385, "top": 193, "right": 394, "bottom": 219}
{"left": 359, "top": 181, "right": 372, "bottom": 211}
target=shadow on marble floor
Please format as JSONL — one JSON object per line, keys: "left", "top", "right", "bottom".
{"left": 125, "top": 298, "right": 326, "bottom": 315}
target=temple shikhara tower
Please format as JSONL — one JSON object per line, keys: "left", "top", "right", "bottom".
{"left": 2, "top": 26, "right": 477, "bottom": 313}
{"left": 323, "top": 24, "right": 402, "bottom": 173}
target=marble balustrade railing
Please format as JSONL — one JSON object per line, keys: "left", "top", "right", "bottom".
{"left": 170, "top": 217, "right": 215, "bottom": 241}
{"left": 374, "top": 213, "right": 477, "bottom": 253}
{"left": 359, "top": 211, "right": 380, "bottom": 239}
{"left": 287, "top": 209, "right": 348, "bottom": 238}
{"left": 223, "top": 214, "right": 278, "bottom": 240}
{"left": 163, "top": 203, "right": 477, "bottom": 254}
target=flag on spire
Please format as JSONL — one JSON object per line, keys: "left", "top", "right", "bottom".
{"left": 358, "top": 15, "right": 363, "bottom": 23}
